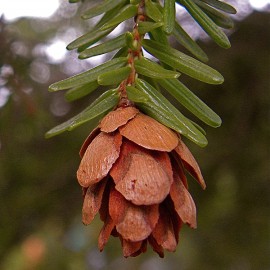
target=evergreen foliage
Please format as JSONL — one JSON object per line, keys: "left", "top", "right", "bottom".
{"left": 46, "top": 0, "right": 236, "bottom": 147}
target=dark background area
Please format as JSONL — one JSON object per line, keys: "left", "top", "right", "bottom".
{"left": 0, "top": 2, "right": 269, "bottom": 269}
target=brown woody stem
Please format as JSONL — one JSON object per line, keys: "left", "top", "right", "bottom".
{"left": 118, "top": 1, "right": 146, "bottom": 108}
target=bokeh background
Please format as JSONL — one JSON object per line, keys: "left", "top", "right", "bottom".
{"left": 0, "top": 1, "right": 269, "bottom": 269}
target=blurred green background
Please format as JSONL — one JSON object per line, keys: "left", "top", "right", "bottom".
{"left": 0, "top": 1, "right": 269, "bottom": 269}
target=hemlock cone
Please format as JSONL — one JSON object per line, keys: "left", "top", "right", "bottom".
{"left": 77, "top": 106, "right": 205, "bottom": 257}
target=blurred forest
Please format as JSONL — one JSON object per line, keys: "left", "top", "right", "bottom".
{"left": 0, "top": 1, "right": 269, "bottom": 270}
